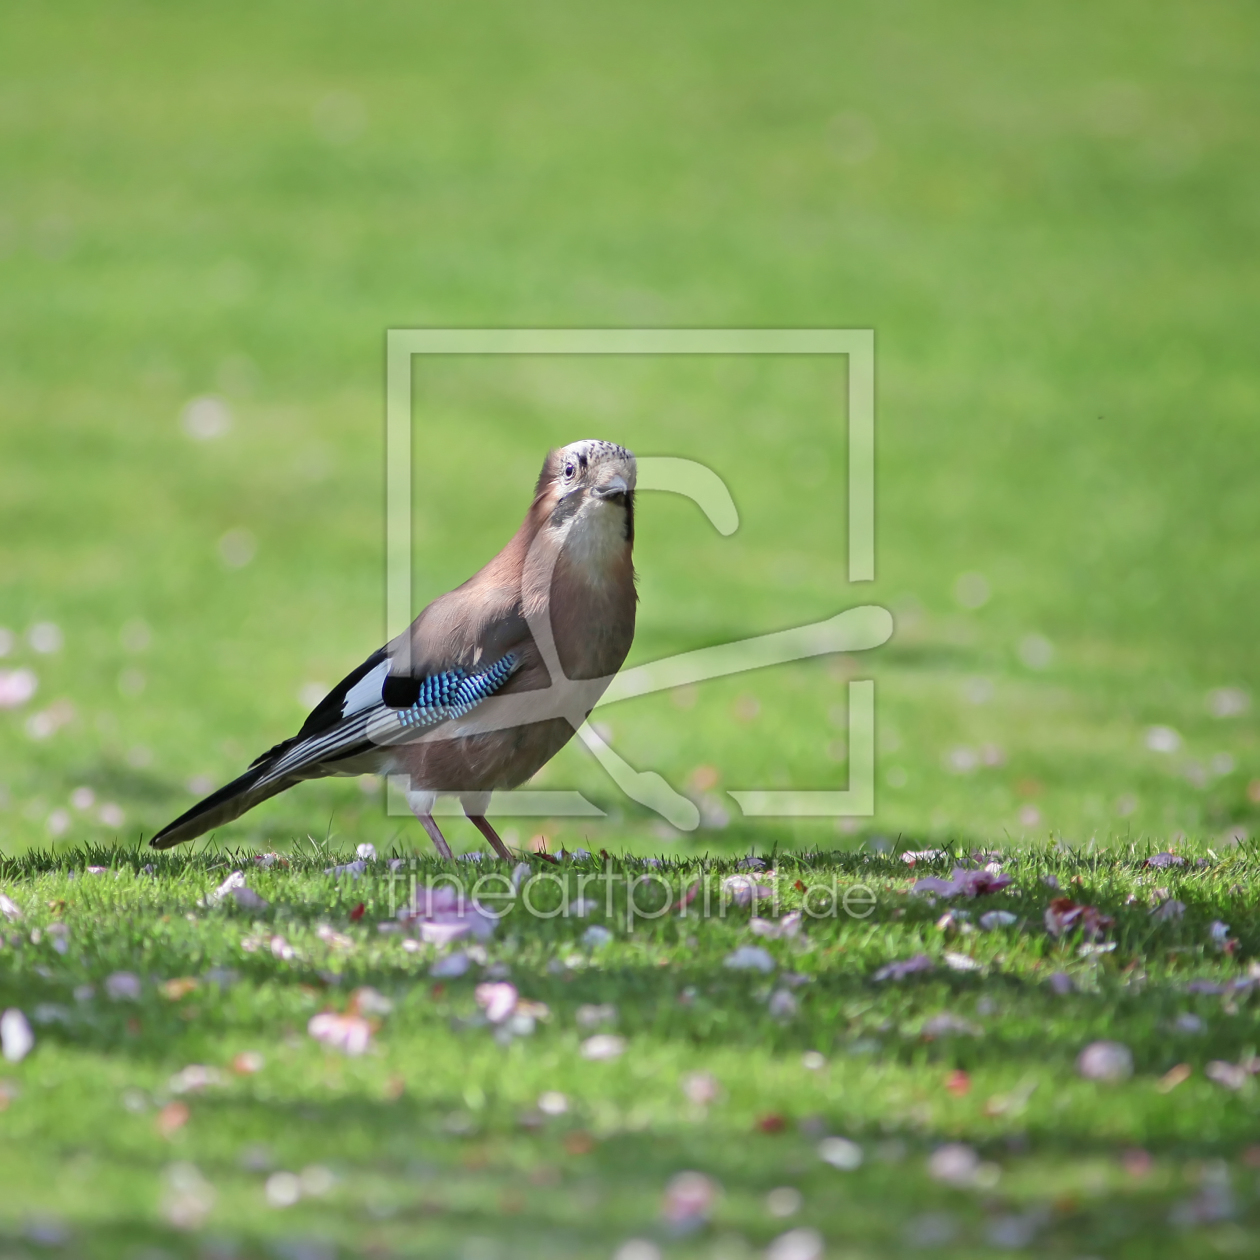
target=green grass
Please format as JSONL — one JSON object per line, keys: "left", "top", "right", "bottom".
{"left": 3, "top": 841, "right": 1260, "bottom": 1256}
{"left": 2, "top": 0, "right": 1259, "bottom": 857}
{"left": 2, "top": 0, "right": 1260, "bottom": 1252}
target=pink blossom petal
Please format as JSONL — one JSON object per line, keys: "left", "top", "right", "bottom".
{"left": 1206, "top": 1060, "right": 1248, "bottom": 1090}
{"left": 168, "top": 1065, "right": 225, "bottom": 1094}
{"left": 681, "top": 1072, "right": 720, "bottom": 1105}
{"left": 766, "top": 1227, "right": 824, "bottom": 1260}
{"left": 307, "top": 1011, "right": 372, "bottom": 1056}
{"left": 912, "top": 876, "right": 960, "bottom": 896}
{"left": 928, "top": 1143, "right": 979, "bottom": 1185}
{"left": 0, "top": 668, "right": 37, "bottom": 710}
{"left": 662, "top": 1170, "right": 718, "bottom": 1225}
{"left": 474, "top": 982, "right": 518, "bottom": 1024}
{"left": 580, "top": 1034, "right": 626, "bottom": 1061}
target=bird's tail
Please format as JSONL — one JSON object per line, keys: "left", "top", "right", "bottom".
{"left": 148, "top": 762, "right": 296, "bottom": 849}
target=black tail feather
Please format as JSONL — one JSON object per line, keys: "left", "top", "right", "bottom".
{"left": 149, "top": 762, "right": 294, "bottom": 849}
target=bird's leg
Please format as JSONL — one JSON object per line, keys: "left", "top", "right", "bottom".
{"left": 466, "top": 812, "right": 515, "bottom": 862}
{"left": 408, "top": 802, "right": 454, "bottom": 860}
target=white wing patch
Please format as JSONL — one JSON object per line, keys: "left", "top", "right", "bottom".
{"left": 340, "top": 659, "right": 390, "bottom": 718}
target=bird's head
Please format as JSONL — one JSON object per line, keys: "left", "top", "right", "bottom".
{"left": 533, "top": 439, "right": 637, "bottom": 570}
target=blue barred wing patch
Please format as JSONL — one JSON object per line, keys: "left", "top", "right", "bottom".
{"left": 395, "top": 652, "right": 520, "bottom": 730}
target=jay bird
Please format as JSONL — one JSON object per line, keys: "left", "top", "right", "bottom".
{"left": 150, "top": 439, "right": 638, "bottom": 860}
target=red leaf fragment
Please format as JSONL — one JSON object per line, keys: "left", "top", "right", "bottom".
{"left": 156, "top": 1101, "right": 190, "bottom": 1138}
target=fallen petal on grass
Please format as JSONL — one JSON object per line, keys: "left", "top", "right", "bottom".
{"left": 307, "top": 1012, "right": 373, "bottom": 1056}
{"left": 168, "top": 1065, "right": 224, "bottom": 1094}
{"left": 750, "top": 913, "right": 802, "bottom": 940}
{"left": 901, "top": 849, "right": 945, "bottom": 865}
{"left": 315, "top": 924, "right": 355, "bottom": 949}
{"left": 912, "top": 866, "right": 1013, "bottom": 899}
{"left": 681, "top": 1071, "right": 720, "bottom": 1105}
{"left": 350, "top": 986, "right": 393, "bottom": 1016}
{"left": 662, "top": 1170, "right": 718, "bottom": 1227}
{"left": 576, "top": 1003, "right": 617, "bottom": 1032}
{"left": 1045, "top": 899, "right": 1114, "bottom": 941}
{"left": 202, "top": 870, "right": 269, "bottom": 910}
{"left": 928, "top": 1143, "right": 979, "bottom": 1185}
{"left": 162, "top": 1161, "right": 215, "bottom": 1229}
{"left": 474, "top": 982, "right": 518, "bottom": 1024}
{"left": 402, "top": 884, "right": 497, "bottom": 940}
{"left": 768, "top": 989, "right": 798, "bottom": 1019}
{"left": 978, "top": 910, "right": 1018, "bottom": 930}
{"left": 105, "top": 972, "right": 142, "bottom": 1001}
{"left": 1, "top": 1009, "right": 34, "bottom": 1063}
{"left": 580, "top": 1034, "right": 626, "bottom": 1061}
{"left": 538, "top": 1090, "right": 568, "bottom": 1115}
{"left": 922, "top": 1012, "right": 981, "bottom": 1038}
{"left": 721, "top": 875, "right": 773, "bottom": 906}
{"left": 1205, "top": 1060, "right": 1248, "bottom": 1090}
{"left": 324, "top": 859, "right": 366, "bottom": 878}
{"left": 1077, "top": 1040, "right": 1134, "bottom": 1082}
{"left": 873, "top": 954, "right": 933, "bottom": 981}
{"left": 613, "top": 1241, "right": 660, "bottom": 1260}
{"left": 818, "top": 1136, "right": 863, "bottom": 1169}
{"left": 724, "top": 946, "right": 775, "bottom": 973}
{"left": 430, "top": 951, "right": 470, "bottom": 978}
{"left": 766, "top": 1226, "right": 824, "bottom": 1260}
{"left": 265, "top": 1171, "right": 302, "bottom": 1208}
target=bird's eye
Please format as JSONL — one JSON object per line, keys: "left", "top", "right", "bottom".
{"left": 564, "top": 461, "right": 576, "bottom": 480}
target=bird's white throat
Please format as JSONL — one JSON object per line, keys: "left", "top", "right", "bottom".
{"left": 560, "top": 496, "right": 628, "bottom": 583}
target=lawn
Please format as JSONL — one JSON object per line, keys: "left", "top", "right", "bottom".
{"left": 1, "top": 0, "right": 1259, "bottom": 1253}
{"left": 3, "top": 842, "right": 1260, "bottom": 1257}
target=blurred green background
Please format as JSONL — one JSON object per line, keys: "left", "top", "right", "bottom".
{"left": 2, "top": 0, "right": 1258, "bottom": 857}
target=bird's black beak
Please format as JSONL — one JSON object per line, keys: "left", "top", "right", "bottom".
{"left": 591, "top": 474, "right": 629, "bottom": 504}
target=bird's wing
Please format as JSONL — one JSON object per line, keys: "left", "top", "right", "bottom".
{"left": 249, "top": 647, "right": 523, "bottom": 790}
